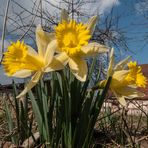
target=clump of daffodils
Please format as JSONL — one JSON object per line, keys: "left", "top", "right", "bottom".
{"left": 2, "top": 9, "right": 147, "bottom": 104}
{"left": 53, "top": 9, "right": 108, "bottom": 81}
{"left": 2, "top": 9, "right": 108, "bottom": 97}
{"left": 99, "top": 48, "right": 147, "bottom": 106}
{"left": 2, "top": 26, "right": 64, "bottom": 98}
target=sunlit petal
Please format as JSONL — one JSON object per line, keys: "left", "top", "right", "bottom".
{"left": 113, "top": 70, "right": 129, "bottom": 82}
{"left": 17, "top": 81, "right": 37, "bottom": 98}
{"left": 108, "top": 48, "right": 114, "bottom": 77}
{"left": 111, "top": 70, "right": 129, "bottom": 88}
{"left": 127, "top": 92, "right": 145, "bottom": 99}
{"left": 69, "top": 57, "right": 79, "bottom": 71}
{"left": 45, "top": 52, "right": 68, "bottom": 72}
{"left": 55, "top": 52, "right": 69, "bottom": 65}
{"left": 60, "top": 9, "right": 69, "bottom": 22}
{"left": 118, "top": 96, "right": 126, "bottom": 106}
{"left": 44, "top": 40, "right": 57, "bottom": 66}
{"left": 36, "top": 25, "right": 55, "bottom": 57}
{"left": 16, "top": 71, "right": 42, "bottom": 98}
{"left": 12, "top": 69, "right": 32, "bottom": 78}
{"left": 45, "top": 57, "right": 64, "bottom": 72}
{"left": 114, "top": 56, "right": 131, "bottom": 71}
{"left": 81, "top": 42, "right": 108, "bottom": 57}
{"left": 69, "top": 57, "right": 87, "bottom": 82}
{"left": 85, "top": 16, "right": 97, "bottom": 35}
{"left": 116, "top": 86, "right": 144, "bottom": 98}
{"left": 31, "top": 71, "right": 42, "bottom": 83}
{"left": 27, "top": 45, "right": 38, "bottom": 55}
{"left": 113, "top": 90, "right": 126, "bottom": 106}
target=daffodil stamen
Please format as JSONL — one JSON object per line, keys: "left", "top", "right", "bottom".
{"left": 125, "top": 61, "right": 147, "bottom": 88}
{"left": 111, "top": 61, "right": 147, "bottom": 91}
{"left": 53, "top": 10, "right": 108, "bottom": 82}
{"left": 2, "top": 25, "right": 64, "bottom": 98}
{"left": 55, "top": 20, "right": 91, "bottom": 56}
{"left": 99, "top": 48, "right": 147, "bottom": 106}
{"left": 2, "top": 40, "right": 44, "bottom": 76}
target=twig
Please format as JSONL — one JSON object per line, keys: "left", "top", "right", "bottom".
{"left": 19, "top": 0, "right": 40, "bottom": 40}
{"left": 0, "top": 0, "right": 11, "bottom": 63}
{"left": 126, "top": 135, "right": 148, "bottom": 147}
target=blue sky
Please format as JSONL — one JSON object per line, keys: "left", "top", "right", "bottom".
{"left": 0, "top": 0, "right": 147, "bottom": 84}
{"left": 0, "top": 0, "right": 147, "bottom": 64}
{"left": 112, "top": 0, "right": 148, "bottom": 64}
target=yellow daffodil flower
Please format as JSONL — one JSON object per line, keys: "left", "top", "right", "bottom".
{"left": 2, "top": 25, "right": 64, "bottom": 98}
{"left": 100, "top": 48, "right": 147, "bottom": 106}
{"left": 50, "top": 9, "right": 108, "bottom": 81}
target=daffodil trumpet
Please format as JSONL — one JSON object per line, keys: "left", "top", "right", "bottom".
{"left": 2, "top": 25, "right": 64, "bottom": 98}
{"left": 98, "top": 48, "right": 147, "bottom": 106}
{"left": 51, "top": 9, "right": 109, "bottom": 82}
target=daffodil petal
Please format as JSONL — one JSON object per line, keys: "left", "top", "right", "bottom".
{"left": 69, "top": 57, "right": 87, "bottom": 82}
{"left": 118, "top": 96, "right": 126, "bottom": 106}
{"left": 111, "top": 70, "right": 129, "bottom": 88}
{"left": 45, "top": 52, "right": 68, "bottom": 72}
{"left": 69, "top": 57, "right": 79, "bottom": 71}
{"left": 81, "top": 42, "right": 109, "bottom": 58}
{"left": 55, "top": 52, "right": 69, "bottom": 65}
{"left": 60, "top": 9, "right": 69, "bottom": 22}
{"left": 127, "top": 92, "right": 145, "bottom": 99}
{"left": 16, "top": 71, "right": 42, "bottom": 98}
{"left": 27, "top": 45, "right": 38, "bottom": 55}
{"left": 113, "top": 70, "right": 129, "bottom": 82}
{"left": 108, "top": 48, "right": 114, "bottom": 77}
{"left": 44, "top": 40, "right": 57, "bottom": 66}
{"left": 16, "top": 81, "right": 37, "bottom": 98}
{"left": 45, "top": 57, "right": 64, "bottom": 72}
{"left": 114, "top": 56, "right": 131, "bottom": 71}
{"left": 85, "top": 16, "right": 97, "bottom": 35}
{"left": 117, "top": 86, "right": 145, "bottom": 98}
{"left": 12, "top": 69, "right": 32, "bottom": 78}
{"left": 31, "top": 71, "right": 42, "bottom": 83}
{"left": 36, "top": 25, "right": 55, "bottom": 57}
{"left": 113, "top": 90, "right": 126, "bottom": 106}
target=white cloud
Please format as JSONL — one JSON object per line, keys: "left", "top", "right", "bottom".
{"left": 0, "top": 0, "right": 120, "bottom": 32}
{"left": 0, "top": 0, "right": 37, "bottom": 34}
{"left": 79, "top": 0, "right": 120, "bottom": 16}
